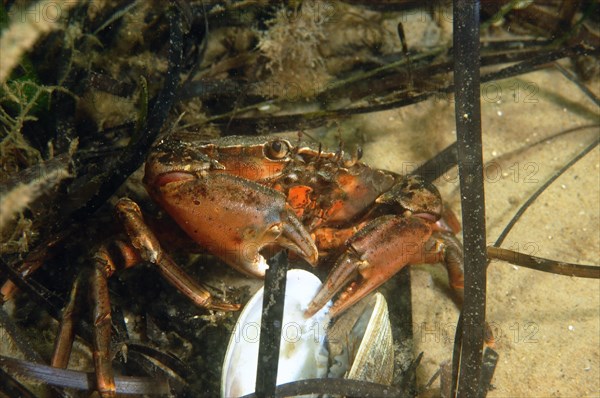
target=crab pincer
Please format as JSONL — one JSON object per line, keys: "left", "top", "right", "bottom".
{"left": 304, "top": 174, "right": 465, "bottom": 319}
{"left": 148, "top": 172, "right": 318, "bottom": 277}
{"left": 305, "top": 215, "right": 432, "bottom": 318}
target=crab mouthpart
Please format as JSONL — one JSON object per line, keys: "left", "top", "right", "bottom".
{"left": 245, "top": 214, "right": 318, "bottom": 278}
{"left": 154, "top": 171, "right": 195, "bottom": 187}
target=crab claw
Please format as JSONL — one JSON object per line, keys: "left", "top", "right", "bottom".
{"left": 305, "top": 215, "right": 434, "bottom": 318}
{"left": 148, "top": 173, "right": 317, "bottom": 278}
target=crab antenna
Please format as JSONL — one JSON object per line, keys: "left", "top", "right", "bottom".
{"left": 292, "top": 131, "right": 303, "bottom": 156}
{"left": 335, "top": 140, "right": 344, "bottom": 162}
{"left": 297, "top": 130, "right": 319, "bottom": 144}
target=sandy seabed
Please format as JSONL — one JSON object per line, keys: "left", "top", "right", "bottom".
{"left": 355, "top": 65, "right": 599, "bottom": 397}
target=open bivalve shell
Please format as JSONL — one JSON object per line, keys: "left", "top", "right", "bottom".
{"left": 221, "top": 269, "right": 331, "bottom": 398}
{"left": 221, "top": 269, "right": 394, "bottom": 397}
{"left": 328, "top": 292, "right": 394, "bottom": 385}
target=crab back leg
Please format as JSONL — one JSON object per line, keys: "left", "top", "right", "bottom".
{"left": 51, "top": 245, "right": 120, "bottom": 398}
{"left": 51, "top": 273, "right": 84, "bottom": 369}
{"left": 89, "top": 255, "right": 116, "bottom": 398}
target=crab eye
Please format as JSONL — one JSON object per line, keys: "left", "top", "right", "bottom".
{"left": 265, "top": 140, "right": 290, "bottom": 160}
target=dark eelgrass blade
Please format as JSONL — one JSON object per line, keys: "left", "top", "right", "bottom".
{"left": 0, "top": 257, "right": 64, "bottom": 323}
{"left": 413, "top": 142, "right": 457, "bottom": 184}
{"left": 480, "top": 45, "right": 599, "bottom": 86}
{"left": 452, "top": 2, "right": 488, "bottom": 397}
{"left": 398, "top": 351, "right": 423, "bottom": 393}
{"left": 126, "top": 343, "right": 192, "bottom": 380}
{"left": 0, "top": 8, "right": 186, "bottom": 373}
{"left": 0, "top": 306, "right": 45, "bottom": 364}
{"left": 491, "top": 137, "right": 599, "bottom": 251}
{"left": 70, "top": 6, "right": 184, "bottom": 221}
{"left": 0, "top": 5, "right": 186, "bottom": 341}
{"left": 93, "top": 1, "right": 139, "bottom": 35}
{"left": 450, "top": 321, "right": 499, "bottom": 398}
{"left": 449, "top": 87, "right": 598, "bottom": 398}
{"left": 242, "top": 378, "right": 410, "bottom": 398}
{"left": 0, "top": 254, "right": 95, "bottom": 353}
{"left": 0, "top": 366, "right": 37, "bottom": 398}
{"left": 0, "top": 308, "right": 71, "bottom": 398}
{"left": 393, "top": 267, "right": 418, "bottom": 394}
{"left": 0, "top": 355, "right": 170, "bottom": 395}
{"left": 552, "top": 62, "right": 600, "bottom": 107}
{"left": 206, "top": 44, "right": 595, "bottom": 136}
{"left": 126, "top": 350, "right": 187, "bottom": 393}
{"left": 255, "top": 251, "right": 288, "bottom": 397}
{"left": 450, "top": 312, "right": 463, "bottom": 396}
{"left": 487, "top": 247, "right": 599, "bottom": 279}
{"left": 491, "top": 124, "right": 599, "bottom": 166}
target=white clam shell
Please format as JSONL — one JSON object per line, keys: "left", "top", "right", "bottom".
{"left": 221, "top": 269, "right": 331, "bottom": 398}
{"left": 221, "top": 272, "right": 394, "bottom": 397}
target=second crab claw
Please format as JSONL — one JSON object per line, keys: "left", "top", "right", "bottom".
{"left": 147, "top": 172, "right": 318, "bottom": 277}
{"left": 305, "top": 214, "right": 463, "bottom": 319}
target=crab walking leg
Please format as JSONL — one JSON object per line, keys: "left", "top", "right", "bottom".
{"left": 306, "top": 215, "right": 465, "bottom": 319}
{"left": 50, "top": 246, "right": 119, "bottom": 397}
{"left": 424, "top": 232, "right": 501, "bottom": 346}
{"left": 425, "top": 231, "right": 465, "bottom": 304}
{"left": 115, "top": 198, "right": 240, "bottom": 311}
{"left": 89, "top": 260, "right": 116, "bottom": 398}
{"left": 51, "top": 273, "right": 84, "bottom": 369}
{"left": 50, "top": 242, "right": 131, "bottom": 396}
{"left": 0, "top": 233, "right": 63, "bottom": 300}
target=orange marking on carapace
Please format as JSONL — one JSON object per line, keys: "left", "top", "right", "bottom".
{"left": 287, "top": 185, "right": 313, "bottom": 209}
